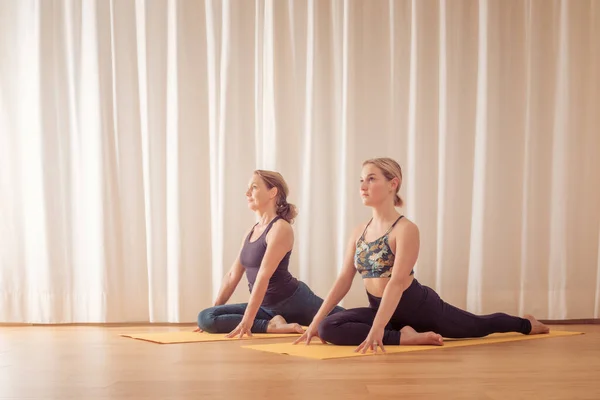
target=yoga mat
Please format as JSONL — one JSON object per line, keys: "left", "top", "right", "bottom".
{"left": 121, "top": 330, "right": 304, "bottom": 344}
{"left": 242, "top": 330, "right": 584, "bottom": 360}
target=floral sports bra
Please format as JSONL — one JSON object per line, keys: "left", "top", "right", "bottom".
{"left": 354, "top": 215, "right": 414, "bottom": 278}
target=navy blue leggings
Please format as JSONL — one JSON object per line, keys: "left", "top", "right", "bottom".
{"left": 198, "top": 281, "right": 344, "bottom": 333}
{"left": 318, "top": 278, "right": 532, "bottom": 345}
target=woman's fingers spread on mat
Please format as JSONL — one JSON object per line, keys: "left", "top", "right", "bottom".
{"left": 357, "top": 328, "right": 386, "bottom": 354}
{"left": 356, "top": 338, "right": 386, "bottom": 354}
{"left": 369, "top": 341, "right": 385, "bottom": 353}
{"left": 354, "top": 340, "right": 365, "bottom": 353}
{"left": 225, "top": 329, "right": 237, "bottom": 338}
{"left": 238, "top": 329, "right": 252, "bottom": 338}
{"left": 293, "top": 333, "right": 309, "bottom": 345}
{"left": 293, "top": 325, "right": 319, "bottom": 345}
{"left": 303, "top": 333, "right": 314, "bottom": 345}
{"left": 226, "top": 328, "right": 243, "bottom": 338}
{"left": 226, "top": 323, "right": 251, "bottom": 339}
{"left": 241, "top": 327, "right": 252, "bottom": 338}
{"left": 226, "top": 321, "right": 253, "bottom": 339}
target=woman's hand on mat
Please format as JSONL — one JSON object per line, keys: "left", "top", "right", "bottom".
{"left": 355, "top": 327, "right": 386, "bottom": 354}
{"left": 226, "top": 321, "right": 253, "bottom": 339}
{"left": 293, "top": 323, "right": 325, "bottom": 345}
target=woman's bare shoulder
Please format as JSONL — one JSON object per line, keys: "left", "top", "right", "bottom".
{"left": 348, "top": 220, "right": 371, "bottom": 243}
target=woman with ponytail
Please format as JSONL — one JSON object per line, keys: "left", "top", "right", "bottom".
{"left": 296, "top": 158, "right": 549, "bottom": 352}
{"left": 196, "top": 170, "right": 344, "bottom": 338}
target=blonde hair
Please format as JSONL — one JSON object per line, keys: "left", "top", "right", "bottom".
{"left": 254, "top": 170, "right": 298, "bottom": 224}
{"left": 362, "top": 158, "right": 404, "bottom": 207}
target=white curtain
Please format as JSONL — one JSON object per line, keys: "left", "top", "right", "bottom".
{"left": 0, "top": 0, "right": 599, "bottom": 323}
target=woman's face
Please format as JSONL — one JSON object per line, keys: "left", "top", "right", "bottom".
{"left": 359, "top": 164, "right": 396, "bottom": 207}
{"left": 245, "top": 174, "right": 275, "bottom": 211}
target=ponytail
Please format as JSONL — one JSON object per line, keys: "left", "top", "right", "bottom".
{"left": 276, "top": 200, "right": 298, "bottom": 224}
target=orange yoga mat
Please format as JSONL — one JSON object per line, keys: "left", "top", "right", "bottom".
{"left": 121, "top": 330, "right": 304, "bottom": 344}
{"left": 242, "top": 330, "right": 584, "bottom": 360}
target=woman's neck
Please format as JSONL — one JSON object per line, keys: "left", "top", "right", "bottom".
{"left": 371, "top": 203, "right": 400, "bottom": 225}
{"left": 256, "top": 207, "right": 277, "bottom": 226}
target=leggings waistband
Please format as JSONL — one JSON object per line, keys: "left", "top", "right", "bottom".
{"left": 366, "top": 278, "right": 421, "bottom": 309}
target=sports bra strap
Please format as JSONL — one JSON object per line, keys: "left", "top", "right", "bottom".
{"left": 383, "top": 215, "right": 404, "bottom": 235}
{"left": 359, "top": 219, "right": 373, "bottom": 241}
{"left": 359, "top": 215, "right": 404, "bottom": 241}
{"left": 263, "top": 216, "right": 282, "bottom": 235}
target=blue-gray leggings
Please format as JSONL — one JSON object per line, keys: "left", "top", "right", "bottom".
{"left": 197, "top": 281, "right": 344, "bottom": 333}
{"left": 318, "top": 278, "right": 532, "bottom": 345}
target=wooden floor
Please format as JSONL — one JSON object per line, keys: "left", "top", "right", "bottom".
{"left": 1, "top": 324, "right": 599, "bottom": 399}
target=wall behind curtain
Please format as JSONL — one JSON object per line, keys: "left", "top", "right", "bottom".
{"left": 0, "top": 0, "right": 599, "bottom": 323}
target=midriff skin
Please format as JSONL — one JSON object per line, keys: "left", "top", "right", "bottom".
{"left": 363, "top": 274, "right": 414, "bottom": 298}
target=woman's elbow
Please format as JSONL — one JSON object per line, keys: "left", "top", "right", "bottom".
{"left": 390, "top": 276, "right": 411, "bottom": 292}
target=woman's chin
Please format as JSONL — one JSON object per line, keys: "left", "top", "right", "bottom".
{"left": 361, "top": 197, "right": 382, "bottom": 207}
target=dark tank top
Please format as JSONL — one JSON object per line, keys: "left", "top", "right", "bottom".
{"left": 239, "top": 216, "right": 299, "bottom": 306}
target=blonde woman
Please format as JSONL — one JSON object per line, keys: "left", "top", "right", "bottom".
{"left": 295, "top": 158, "right": 549, "bottom": 353}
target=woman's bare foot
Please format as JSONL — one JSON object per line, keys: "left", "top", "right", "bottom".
{"left": 399, "top": 326, "right": 444, "bottom": 346}
{"left": 266, "top": 315, "right": 305, "bottom": 334}
{"left": 525, "top": 314, "right": 550, "bottom": 335}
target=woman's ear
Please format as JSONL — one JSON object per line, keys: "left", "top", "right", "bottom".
{"left": 269, "top": 186, "right": 278, "bottom": 200}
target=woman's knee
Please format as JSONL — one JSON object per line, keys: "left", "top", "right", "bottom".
{"left": 197, "top": 307, "right": 218, "bottom": 333}
{"left": 328, "top": 305, "right": 345, "bottom": 315}
{"left": 317, "top": 315, "right": 341, "bottom": 344}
